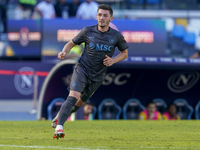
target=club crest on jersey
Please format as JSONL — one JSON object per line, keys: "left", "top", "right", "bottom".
{"left": 72, "top": 82, "right": 77, "bottom": 88}
{"left": 109, "top": 38, "right": 114, "bottom": 44}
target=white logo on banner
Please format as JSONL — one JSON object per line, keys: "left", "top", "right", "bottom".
{"left": 167, "top": 71, "right": 199, "bottom": 93}
{"left": 14, "top": 67, "right": 37, "bottom": 95}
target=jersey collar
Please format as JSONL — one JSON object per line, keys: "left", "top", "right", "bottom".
{"left": 95, "top": 24, "right": 110, "bottom": 34}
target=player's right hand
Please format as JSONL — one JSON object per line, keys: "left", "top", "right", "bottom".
{"left": 58, "top": 52, "right": 66, "bottom": 60}
{"left": 149, "top": 113, "right": 155, "bottom": 119}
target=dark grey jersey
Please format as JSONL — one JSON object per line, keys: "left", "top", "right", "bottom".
{"left": 72, "top": 25, "right": 128, "bottom": 81}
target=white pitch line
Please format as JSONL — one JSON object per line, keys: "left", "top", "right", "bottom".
{"left": 141, "top": 145, "right": 200, "bottom": 149}
{"left": 0, "top": 144, "right": 113, "bottom": 150}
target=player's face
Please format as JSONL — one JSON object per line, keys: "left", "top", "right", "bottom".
{"left": 84, "top": 104, "right": 93, "bottom": 115}
{"left": 96, "top": 9, "right": 113, "bottom": 28}
{"left": 168, "top": 105, "right": 176, "bottom": 115}
{"left": 147, "top": 104, "right": 156, "bottom": 114}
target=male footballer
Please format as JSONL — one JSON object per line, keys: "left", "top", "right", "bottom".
{"left": 53, "top": 4, "right": 128, "bottom": 139}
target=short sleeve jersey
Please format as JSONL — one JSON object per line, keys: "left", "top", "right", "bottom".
{"left": 72, "top": 25, "right": 128, "bottom": 81}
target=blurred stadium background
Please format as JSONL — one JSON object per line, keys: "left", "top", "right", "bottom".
{"left": 0, "top": 0, "right": 200, "bottom": 121}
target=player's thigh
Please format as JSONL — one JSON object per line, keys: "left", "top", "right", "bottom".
{"left": 70, "top": 68, "right": 87, "bottom": 95}
{"left": 80, "top": 81, "right": 102, "bottom": 102}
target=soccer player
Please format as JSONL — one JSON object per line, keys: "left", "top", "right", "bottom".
{"left": 139, "top": 102, "right": 162, "bottom": 120}
{"left": 53, "top": 4, "right": 128, "bottom": 139}
{"left": 162, "top": 104, "right": 180, "bottom": 120}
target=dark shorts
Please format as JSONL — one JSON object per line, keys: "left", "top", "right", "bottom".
{"left": 69, "top": 65, "right": 102, "bottom": 102}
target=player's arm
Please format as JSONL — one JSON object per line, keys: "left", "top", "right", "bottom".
{"left": 103, "top": 49, "right": 128, "bottom": 66}
{"left": 58, "top": 40, "right": 76, "bottom": 60}
{"left": 157, "top": 112, "right": 163, "bottom": 120}
{"left": 112, "top": 49, "right": 128, "bottom": 64}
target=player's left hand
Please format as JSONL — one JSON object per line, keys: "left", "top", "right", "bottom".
{"left": 103, "top": 55, "right": 114, "bottom": 66}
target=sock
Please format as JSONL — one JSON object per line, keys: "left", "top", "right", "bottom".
{"left": 52, "top": 111, "right": 60, "bottom": 121}
{"left": 55, "top": 125, "right": 63, "bottom": 131}
{"left": 57, "top": 96, "right": 77, "bottom": 126}
{"left": 71, "top": 105, "right": 80, "bottom": 113}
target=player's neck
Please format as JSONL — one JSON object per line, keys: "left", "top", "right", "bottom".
{"left": 98, "top": 25, "right": 109, "bottom": 32}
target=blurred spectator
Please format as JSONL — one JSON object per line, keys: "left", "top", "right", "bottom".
{"left": 67, "top": 101, "right": 93, "bottom": 121}
{"left": 19, "top": 0, "right": 37, "bottom": 19}
{"left": 83, "top": 102, "right": 94, "bottom": 120}
{"left": 109, "top": 22, "right": 118, "bottom": 31}
{"left": 0, "top": 0, "right": 9, "bottom": 33}
{"left": 162, "top": 104, "right": 181, "bottom": 120}
{"left": 190, "top": 50, "right": 200, "bottom": 59}
{"left": 68, "top": 0, "right": 81, "bottom": 17}
{"left": 65, "top": 43, "right": 84, "bottom": 60}
{"left": 54, "top": 0, "right": 69, "bottom": 19}
{"left": 138, "top": 102, "right": 162, "bottom": 120}
{"left": 35, "top": 0, "right": 56, "bottom": 19}
{"left": 76, "top": 0, "right": 98, "bottom": 19}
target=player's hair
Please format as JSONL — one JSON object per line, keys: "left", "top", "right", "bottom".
{"left": 147, "top": 102, "right": 156, "bottom": 108}
{"left": 85, "top": 101, "right": 94, "bottom": 106}
{"left": 167, "top": 103, "right": 177, "bottom": 110}
{"left": 97, "top": 4, "right": 113, "bottom": 17}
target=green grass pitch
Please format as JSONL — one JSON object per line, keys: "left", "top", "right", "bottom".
{"left": 0, "top": 120, "right": 200, "bottom": 150}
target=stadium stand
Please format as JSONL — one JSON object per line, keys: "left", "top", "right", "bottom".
{"left": 85, "top": 100, "right": 97, "bottom": 120}
{"left": 182, "top": 32, "right": 196, "bottom": 58}
{"left": 169, "top": 25, "right": 185, "bottom": 56}
{"left": 47, "top": 97, "right": 65, "bottom": 120}
{"left": 195, "top": 100, "right": 200, "bottom": 119}
{"left": 173, "top": 99, "right": 194, "bottom": 120}
{"left": 74, "top": 100, "right": 97, "bottom": 120}
{"left": 175, "top": 18, "right": 188, "bottom": 28}
{"left": 98, "top": 98, "right": 122, "bottom": 120}
{"left": 152, "top": 98, "right": 167, "bottom": 114}
{"left": 123, "top": 98, "right": 145, "bottom": 120}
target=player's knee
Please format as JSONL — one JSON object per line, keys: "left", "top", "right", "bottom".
{"left": 66, "top": 96, "right": 78, "bottom": 106}
{"left": 69, "top": 91, "right": 81, "bottom": 99}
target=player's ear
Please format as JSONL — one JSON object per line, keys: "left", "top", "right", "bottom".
{"left": 110, "top": 16, "right": 113, "bottom": 22}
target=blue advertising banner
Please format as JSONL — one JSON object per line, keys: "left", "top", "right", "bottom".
{"left": 42, "top": 19, "right": 166, "bottom": 57}
{"left": 0, "top": 61, "right": 54, "bottom": 99}
{"left": 6, "top": 20, "right": 42, "bottom": 57}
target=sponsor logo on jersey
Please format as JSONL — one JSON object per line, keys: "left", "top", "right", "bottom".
{"left": 89, "top": 42, "right": 113, "bottom": 51}
{"left": 89, "top": 36, "right": 94, "bottom": 39}
{"left": 96, "top": 44, "right": 113, "bottom": 51}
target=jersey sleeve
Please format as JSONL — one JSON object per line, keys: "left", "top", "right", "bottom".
{"left": 162, "top": 114, "right": 168, "bottom": 120}
{"left": 138, "top": 112, "right": 146, "bottom": 120}
{"left": 157, "top": 112, "right": 163, "bottom": 120}
{"left": 177, "top": 115, "right": 181, "bottom": 120}
{"left": 116, "top": 33, "right": 129, "bottom": 51}
{"left": 72, "top": 27, "right": 86, "bottom": 45}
